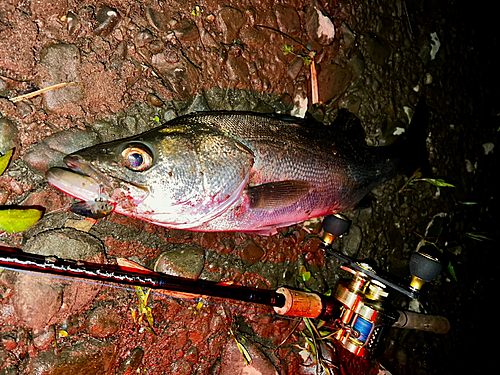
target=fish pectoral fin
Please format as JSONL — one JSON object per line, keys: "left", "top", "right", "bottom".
{"left": 246, "top": 180, "right": 311, "bottom": 210}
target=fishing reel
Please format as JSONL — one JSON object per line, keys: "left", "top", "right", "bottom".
{"left": 319, "top": 214, "right": 446, "bottom": 358}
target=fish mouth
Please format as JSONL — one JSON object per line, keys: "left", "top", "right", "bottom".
{"left": 46, "top": 154, "right": 149, "bottom": 204}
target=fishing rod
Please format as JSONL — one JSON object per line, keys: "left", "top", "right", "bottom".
{"left": 0, "top": 214, "right": 450, "bottom": 358}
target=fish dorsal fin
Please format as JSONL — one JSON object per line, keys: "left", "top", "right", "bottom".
{"left": 246, "top": 180, "right": 311, "bottom": 210}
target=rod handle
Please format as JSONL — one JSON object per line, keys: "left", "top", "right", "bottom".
{"left": 273, "top": 287, "right": 323, "bottom": 318}
{"left": 393, "top": 310, "right": 450, "bottom": 334}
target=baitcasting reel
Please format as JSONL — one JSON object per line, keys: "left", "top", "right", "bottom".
{"left": 320, "top": 214, "right": 448, "bottom": 358}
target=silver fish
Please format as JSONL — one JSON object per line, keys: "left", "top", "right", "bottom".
{"left": 46, "top": 108, "right": 426, "bottom": 235}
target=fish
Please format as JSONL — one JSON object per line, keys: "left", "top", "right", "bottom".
{"left": 46, "top": 104, "right": 428, "bottom": 235}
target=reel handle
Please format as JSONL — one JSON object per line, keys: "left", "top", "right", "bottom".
{"left": 409, "top": 246, "right": 443, "bottom": 295}
{"left": 393, "top": 310, "right": 450, "bottom": 334}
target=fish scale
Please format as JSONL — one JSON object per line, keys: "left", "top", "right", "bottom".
{"left": 46, "top": 109, "right": 426, "bottom": 235}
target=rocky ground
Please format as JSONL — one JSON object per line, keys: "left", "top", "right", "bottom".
{"left": 0, "top": 0, "right": 497, "bottom": 374}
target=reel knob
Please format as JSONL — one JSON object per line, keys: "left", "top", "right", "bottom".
{"left": 321, "top": 214, "right": 351, "bottom": 246}
{"left": 409, "top": 246, "right": 442, "bottom": 296}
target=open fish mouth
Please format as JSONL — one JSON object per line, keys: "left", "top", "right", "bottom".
{"left": 46, "top": 155, "right": 149, "bottom": 205}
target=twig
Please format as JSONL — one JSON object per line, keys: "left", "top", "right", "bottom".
{"left": 310, "top": 61, "right": 319, "bottom": 104}
{"left": 9, "top": 82, "right": 79, "bottom": 103}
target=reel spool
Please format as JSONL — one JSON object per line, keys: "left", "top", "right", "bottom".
{"left": 320, "top": 214, "right": 447, "bottom": 358}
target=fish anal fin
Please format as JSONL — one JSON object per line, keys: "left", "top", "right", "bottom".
{"left": 246, "top": 180, "right": 311, "bottom": 210}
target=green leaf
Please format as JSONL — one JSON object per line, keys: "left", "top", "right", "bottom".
{"left": 0, "top": 209, "right": 43, "bottom": 233}
{"left": 447, "top": 261, "right": 457, "bottom": 282}
{"left": 418, "top": 178, "right": 455, "bottom": 187}
{"left": 0, "top": 149, "right": 14, "bottom": 176}
{"left": 282, "top": 44, "right": 294, "bottom": 55}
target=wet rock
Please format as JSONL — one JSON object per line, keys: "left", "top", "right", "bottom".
{"left": 291, "top": 75, "right": 308, "bottom": 118}
{"left": 94, "top": 6, "right": 121, "bottom": 37}
{"left": 240, "top": 239, "right": 265, "bottom": 263}
{"left": 11, "top": 228, "right": 105, "bottom": 332}
{"left": 117, "top": 347, "right": 144, "bottom": 375}
{"left": 226, "top": 53, "right": 249, "bottom": 86}
{"left": 65, "top": 11, "right": 80, "bottom": 36}
{"left": 364, "top": 32, "right": 391, "bottom": 66}
{"left": 317, "top": 63, "right": 352, "bottom": 103}
{"left": 183, "top": 93, "right": 212, "bottom": 113}
{"left": 173, "top": 18, "right": 199, "bottom": 42}
{"left": 85, "top": 305, "right": 121, "bottom": 338}
{"left": 145, "top": 7, "right": 168, "bottom": 32}
{"left": 218, "top": 7, "right": 246, "bottom": 44}
{"left": 21, "top": 339, "right": 115, "bottom": 374}
{"left": 219, "top": 337, "right": 278, "bottom": 375}
{"left": 305, "top": 5, "right": 336, "bottom": 46}
{"left": 275, "top": 5, "right": 301, "bottom": 37}
{"left": 0, "top": 118, "right": 18, "bottom": 155}
{"left": 32, "top": 326, "right": 56, "bottom": 351}
{"left": 341, "top": 224, "right": 362, "bottom": 257}
{"left": 146, "top": 93, "right": 164, "bottom": 107}
{"left": 154, "top": 243, "right": 205, "bottom": 279}
{"left": 239, "top": 25, "right": 268, "bottom": 49}
{"left": 38, "top": 43, "right": 83, "bottom": 111}
{"left": 287, "top": 57, "right": 304, "bottom": 80}
{"left": 23, "top": 128, "right": 100, "bottom": 173}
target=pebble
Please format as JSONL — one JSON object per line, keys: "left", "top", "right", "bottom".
{"left": 364, "top": 32, "right": 391, "bottom": 65}
{"left": 219, "top": 337, "right": 278, "bottom": 375}
{"left": 116, "top": 347, "right": 145, "bottom": 375}
{"left": 154, "top": 243, "right": 205, "bottom": 279}
{"left": 146, "top": 93, "right": 164, "bottom": 107}
{"left": 145, "top": 7, "right": 168, "bottom": 32}
{"left": 39, "top": 43, "right": 83, "bottom": 111}
{"left": 173, "top": 18, "right": 199, "bottom": 42}
{"left": 305, "top": 6, "right": 336, "bottom": 46}
{"left": 21, "top": 339, "right": 116, "bottom": 374}
{"left": 86, "top": 306, "right": 121, "bottom": 338}
{"left": 218, "top": 7, "right": 246, "bottom": 44}
{"left": 94, "top": 6, "right": 121, "bottom": 37}
{"left": 240, "top": 239, "right": 265, "bottom": 263}
{"left": 65, "top": 11, "right": 80, "bottom": 36}
{"left": 317, "top": 63, "right": 352, "bottom": 103}
{"left": 275, "top": 5, "right": 301, "bottom": 37}
{"left": 0, "top": 118, "right": 18, "bottom": 155}
{"left": 11, "top": 228, "right": 105, "bottom": 332}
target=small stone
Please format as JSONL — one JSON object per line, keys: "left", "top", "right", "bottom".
{"left": 240, "top": 239, "right": 265, "bottom": 263}
{"left": 39, "top": 43, "right": 83, "bottom": 111}
{"left": 146, "top": 93, "right": 164, "bottom": 107}
{"left": 306, "top": 6, "right": 336, "bottom": 46}
{"left": 86, "top": 306, "right": 121, "bottom": 338}
{"left": 65, "top": 11, "right": 80, "bottom": 36}
{"left": 275, "top": 5, "right": 301, "bottom": 37}
{"left": 364, "top": 32, "right": 391, "bottom": 65}
{"left": 22, "top": 339, "right": 116, "bottom": 374}
{"left": 483, "top": 142, "right": 494, "bottom": 155}
{"left": 218, "top": 7, "right": 246, "bottom": 44}
{"left": 94, "top": 6, "right": 121, "bottom": 37}
{"left": 219, "top": 338, "right": 278, "bottom": 375}
{"left": 0, "top": 118, "right": 18, "bottom": 155}
{"left": 145, "top": 7, "right": 168, "bottom": 32}
{"left": 317, "top": 63, "right": 352, "bottom": 103}
{"left": 117, "top": 347, "right": 145, "bottom": 375}
{"left": 11, "top": 228, "right": 105, "bottom": 331}
{"left": 154, "top": 243, "right": 205, "bottom": 279}
{"left": 173, "top": 18, "right": 199, "bottom": 42}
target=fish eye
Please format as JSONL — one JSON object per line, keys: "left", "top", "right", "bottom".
{"left": 121, "top": 146, "right": 153, "bottom": 171}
